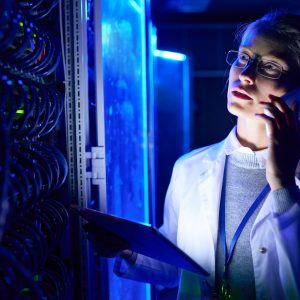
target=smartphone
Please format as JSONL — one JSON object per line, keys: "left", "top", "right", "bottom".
{"left": 282, "top": 86, "right": 300, "bottom": 116}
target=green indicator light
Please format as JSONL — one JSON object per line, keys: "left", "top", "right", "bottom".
{"left": 34, "top": 274, "right": 39, "bottom": 281}
{"left": 19, "top": 22, "right": 24, "bottom": 27}
{"left": 16, "top": 109, "right": 25, "bottom": 114}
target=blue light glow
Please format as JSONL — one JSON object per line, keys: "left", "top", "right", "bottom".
{"left": 100, "top": 0, "right": 150, "bottom": 298}
{"left": 150, "top": 27, "right": 157, "bottom": 48}
{"left": 140, "top": 0, "right": 149, "bottom": 225}
{"left": 128, "top": 0, "right": 142, "bottom": 13}
{"left": 148, "top": 23, "right": 157, "bottom": 227}
{"left": 152, "top": 50, "right": 191, "bottom": 230}
{"left": 153, "top": 49, "right": 186, "bottom": 61}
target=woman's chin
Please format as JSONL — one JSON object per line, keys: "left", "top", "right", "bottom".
{"left": 227, "top": 104, "right": 245, "bottom": 118}
{"left": 228, "top": 106, "right": 264, "bottom": 122}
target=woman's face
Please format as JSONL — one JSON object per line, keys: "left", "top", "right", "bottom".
{"left": 227, "top": 26, "right": 299, "bottom": 121}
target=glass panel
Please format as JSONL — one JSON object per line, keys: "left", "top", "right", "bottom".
{"left": 101, "top": 0, "right": 149, "bottom": 299}
{"left": 153, "top": 51, "right": 190, "bottom": 227}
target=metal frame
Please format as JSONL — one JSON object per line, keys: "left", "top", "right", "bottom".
{"left": 92, "top": 0, "right": 150, "bottom": 299}
{"left": 64, "top": 0, "right": 91, "bottom": 298}
{"left": 94, "top": 0, "right": 107, "bottom": 213}
{"left": 65, "top": 0, "right": 89, "bottom": 208}
{"left": 64, "top": 0, "right": 151, "bottom": 298}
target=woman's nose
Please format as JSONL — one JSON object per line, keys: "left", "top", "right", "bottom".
{"left": 238, "top": 62, "right": 256, "bottom": 84}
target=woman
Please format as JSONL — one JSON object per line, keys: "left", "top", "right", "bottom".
{"left": 88, "top": 11, "right": 300, "bottom": 300}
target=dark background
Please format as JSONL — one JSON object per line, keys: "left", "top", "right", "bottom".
{"left": 151, "top": 0, "right": 300, "bottom": 149}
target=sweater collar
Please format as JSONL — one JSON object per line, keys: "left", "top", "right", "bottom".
{"left": 223, "top": 126, "right": 268, "bottom": 169}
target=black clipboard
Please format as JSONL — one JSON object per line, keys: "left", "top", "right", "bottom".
{"left": 71, "top": 205, "right": 209, "bottom": 276}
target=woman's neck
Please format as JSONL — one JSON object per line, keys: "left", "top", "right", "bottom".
{"left": 236, "top": 118, "right": 268, "bottom": 151}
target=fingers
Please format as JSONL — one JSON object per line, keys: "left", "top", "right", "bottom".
{"left": 257, "top": 95, "right": 299, "bottom": 133}
{"left": 268, "top": 94, "right": 298, "bottom": 128}
{"left": 254, "top": 112, "right": 277, "bottom": 138}
{"left": 256, "top": 94, "right": 300, "bottom": 190}
{"left": 257, "top": 104, "right": 286, "bottom": 133}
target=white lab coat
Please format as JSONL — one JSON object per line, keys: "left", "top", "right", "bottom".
{"left": 115, "top": 128, "right": 300, "bottom": 300}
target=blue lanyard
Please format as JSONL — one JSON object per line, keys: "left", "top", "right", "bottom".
{"left": 219, "top": 166, "right": 270, "bottom": 279}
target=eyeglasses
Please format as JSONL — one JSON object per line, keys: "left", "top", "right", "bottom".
{"left": 225, "top": 50, "right": 286, "bottom": 80}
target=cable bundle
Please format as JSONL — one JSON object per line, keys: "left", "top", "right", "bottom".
{"left": 7, "top": 142, "right": 68, "bottom": 216}
{"left": 0, "top": 246, "right": 44, "bottom": 300}
{"left": 0, "top": 200, "right": 68, "bottom": 299}
{"left": 1, "top": 72, "right": 64, "bottom": 140}
{"left": 37, "top": 254, "right": 70, "bottom": 300}
{"left": 17, "top": 0, "right": 59, "bottom": 21}
{"left": 2, "top": 200, "right": 68, "bottom": 274}
{"left": 0, "top": 2, "right": 61, "bottom": 82}
{"left": 0, "top": 1, "right": 69, "bottom": 299}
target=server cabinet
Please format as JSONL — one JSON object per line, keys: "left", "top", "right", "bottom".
{"left": 64, "top": 0, "right": 150, "bottom": 299}
{"left": 64, "top": 0, "right": 190, "bottom": 299}
{"left": 0, "top": 0, "right": 69, "bottom": 299}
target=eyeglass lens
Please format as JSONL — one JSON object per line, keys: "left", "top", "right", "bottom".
{"left": 226, "top": 51, "right": 282, "bottom": 79}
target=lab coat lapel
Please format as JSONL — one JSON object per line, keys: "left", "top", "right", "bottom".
{"left": 195, "top": 142, "right": 227, "bottom": 277}
{"left": 201, "top": 153, "right": 226, "bottom": 255}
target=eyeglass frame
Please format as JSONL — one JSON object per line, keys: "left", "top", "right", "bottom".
{"left": 225, "top": 50, "right": 289, "bottom": 80}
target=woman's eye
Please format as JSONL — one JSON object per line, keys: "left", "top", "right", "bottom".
{"left": 262, "top": 63, "right": 276, "bottom": 70}
{"left": 238, "top": 54, "right": 248, "bottom": 63}
{"left": 260, "top": 62, "right": 281, "bottom": 74}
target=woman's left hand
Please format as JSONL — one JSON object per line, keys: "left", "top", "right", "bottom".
{"left": 256, "top": 95, "right": 300, "bottom": 190}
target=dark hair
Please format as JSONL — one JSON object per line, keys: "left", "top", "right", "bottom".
{"left": 235, "top": 11, "right": 300, "bottom": 67}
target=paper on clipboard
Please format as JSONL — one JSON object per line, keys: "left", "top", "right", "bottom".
{"left": 71, "top": 205, "right": 209, "bottom": 276}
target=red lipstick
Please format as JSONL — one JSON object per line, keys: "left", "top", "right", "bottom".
{"left": 231, "top": 90, "right": 253, "bottom": 100}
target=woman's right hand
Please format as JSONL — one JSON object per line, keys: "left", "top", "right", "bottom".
{"left": 257, "top": 96, "right": 300, "bottom": 190}
{"left": 83, "top": 222, "right": 131, "bottom": 258}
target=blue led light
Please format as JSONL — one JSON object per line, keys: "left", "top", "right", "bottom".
{"left": 153, "top": 49, "right": 186, "bottom": 61}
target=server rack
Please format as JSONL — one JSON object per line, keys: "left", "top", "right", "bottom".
{"left": 0, "top": 1, "right": 191, "bottom": 299}
{"left": 0, "top": 0, "right": 69, "bottom": 299}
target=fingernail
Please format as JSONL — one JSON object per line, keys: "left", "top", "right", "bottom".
{"left": 264, "top": 108, "right": 274, "bottom": 118}
{"left": 265, "top": 124, "right": 271, "bottom": 137}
